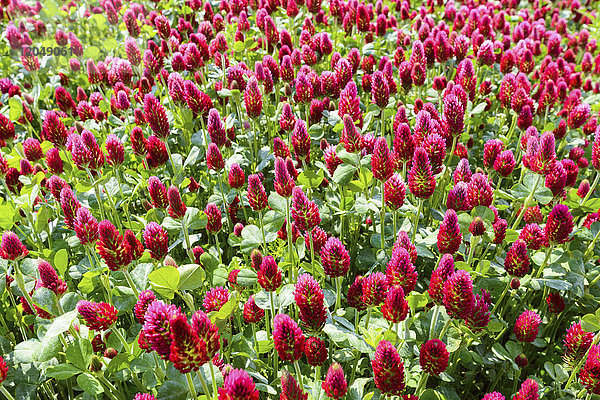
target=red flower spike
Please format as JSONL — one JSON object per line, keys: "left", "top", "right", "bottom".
{"left": 143, "top": 222, "right": 169, "bottom": 261}
{"left": 443, "top": 269, "right": 475, "bottom": 320}
{"left": 243, "top": 296, "right": 265, "bottom": 324}
{"left": 420, "top": 339, "right": 450, "bottom": 375}
{"left": 169, "top": 314, "right": 209, "bottom": 373}
{"left": 504, "top": 239, "right": 530, "bottom": 277}
{"left": 372, "top": 340, "right": 405, "bottom": 396}
{"left": 514, "top": 310, "right": 541, "bottom": 343}
{"left": 77, "top": 301, "right": 118, "bottom": 331}
{"left": 381, "top": 286, "right": 409, "bottom": 323}
{"left": 217, "top": 369, "right": 259, "bottom": 400}
{"left": 203, "top": 286, "right": 229, "bottom": 312}
{"left": 258, "top": 256, "right": 282, "bottom": 292}
{"left": 437, "top": 209, "right": 462, "bottom": 255}
{"left": 281, "top": 371, "right": 308, "bottom": 400}
{"left": 273, "top": 313, "right": 305, "bottom": 362}
{"left": 294, "top": 273, "right": 327, "bottom": 332}
{"left": 304, "top": 336, "right": 328, "bottom": 366}
{"left": 408, "top": 147, "right": 436, "bottom": 199}
{"left": 134, "top": 290, "right": 156, "bottom": 324}
{"left": 322, "top": 363, "right": 347, "bottom": 399}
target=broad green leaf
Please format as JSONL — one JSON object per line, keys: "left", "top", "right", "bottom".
{"left": 44, "top": 309, "right": 77, "bottom": 339}
{"left": 54, "top": 248, "right": 69, "bottom": 276}
{"left": 581, "top": 314, "right": 600, "bottom": 332}
{"left": 177, "top": 264, "right": 205, "bottom": 290}
{"left": 332, "top": 163, "right": 356, "bottom": 186}
{"left": 149, "top": 267, "right": 180, "bottom": 299}
{"left": 66, "top": 339, "right": 93, "bottom": 370}
{"left": 32, "top": 287, "right": 59, "bottom": 317}
{"left": 77, "top": 373, "right": 104, "bottom": 395}
{"left": 268, "top": 193, "right": 287, "bottom": 214}
{"left": 46, "top": 364, "right": 81, "bottom": 380}
{"left": 9, "top": 97, "right": 22, "bottom": 120}
{"left": 297, "top": 169, "right": 324, "bottom": 188}
{"left": 235, "top": 269, "right": 257, "bottom": 287}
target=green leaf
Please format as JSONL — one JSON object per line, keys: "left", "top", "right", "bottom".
{"left": 332, "top": 163, "right": 356, "bottom": 186}
{"left": 233, "top": 41, "right": 245, "bottom": 52}
{"left": 66, "top": 338, "right": 93, "bottom": 370}
{"left": 13, "top": 340, "right": 39, "bottom": 363}
{"left": 9, "top": 97, "right": 22, "bottom": 120}
{"left": 297, "top": 169, "right": 324, "bottom": 188}
{"left": 268, "top": 193, "right": 287, "bottom": 214}
{"left": 199, "top": 252, "right": 219, "bottom": 272}
{"left": 212, "top": 291, "right": 239, "bottom": 322}
{"left": 406, "top": 294, "right": 428, "bottom": 310}
{"left": 177, "top": 264, "right": 205, "bottom": 290}
{"left": 77, "top": 373, "right": 104, "bottom": 395}
{"left": 262, "top": 210, "right": 285, "bottom": 235}
{"left": 471, "top": 206, "right": 495, "bottom": 222}
{"left": 44, "top": 309, "right": 77, "bottom": 339}
{"left": 581, "top": 313, "right": 600, "bottom": 332}
{"left": 236, "top": 269, "right": 257, "bottom": 287}
{"left": 54, "top": 248, "right": 69, "bottom": 276}
{"left": 149, "top": 266, "right": 180, "bottom": 299}
{"left": 46, "top": 364, "right": 81, "bottom": 380}
{"left": 36, "top": 335, "right": 62, "bottom": 362}
{"left": 534, "top": 187, "right": 554, "bottom": 205}
{"left": 32, "top": 287, "right": 59, "bottom": 317}
{"left": 0, "top": 204, "right": 15, "bottom": 229}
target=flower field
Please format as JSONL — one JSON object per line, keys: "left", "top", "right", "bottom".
{"left": 1, "top": 0, "right": 600, "bottom": 399}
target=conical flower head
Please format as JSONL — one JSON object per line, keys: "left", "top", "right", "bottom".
{"left": 167, "top": 186, "right": 187, "bottom": 220}
{"left": 244, "top": 77, "right": 263, "bottom": 119}
{"left": 148, "top": 176, "right": 169, "bottom": 209}
{"left": 243, "top": 295, "right": 265, "bottom": 324}
{"left": 205, "top": 203, "right": 223, "bottom": 233}
{"left": 291, "top": 187, "right": 320, "bottom": 231}
{"left": 437, "top": 209, "right": 462, "bottom": 254}
{"left": 280, "top": 371, "right": 308, "bottom": 400}
{"left": 273, "top": 313, "right": 305, "bottom": 362}
{"left": 0, "top": 231, "right": 29, "bottom": 261}
{"left": 420, "top": 339, "right": 449, "bottom": 375}
{"left": 340, "top": 114, "right": 362, "bottom": 153}
{"left": 134, "top": 290, "right": 156, "bottom": 323}
{"left": 143, "top": 94, "right": 169, "bottom": 139}
{"left": 514, "top": 310, "right": 541, "bottom": 343}
{"left": 371, "top": 71, "right": 390, "bottom": 108}
{"left": 304, "top": 336, "right": 328, "bottom": 366}
{"left": 580, "top": 345, "right": 600, "bottom": 395}
{"left": 505, "top": 239, "right": 530, "bottom": 277}
{"left": 207, "top": 108, "right": 226, "bottom": 147}
{"left": 203, "top": 286, "right": 230, "bottom": 312}
{"left": 372, "top": 137, "right": 394, "bottom": 181}
{"left": 42, "top": 111, "right": 69, "bottom": 148}
{"left": 372, "top": 340, "right": 405, "bottom": 395}
{"left": 428, "top": 254, "right": 455, "bottom": 305}
{"left": 513, "top": 379, "right": 539, "bottom": 400}
{"left": 143, "top": 222, "right": 169, "bottom": 260}
{"left": 77, "top": 300, "right": 118, "bottom": 331}
{"left": 169, "top": 314, "right": 209, "bottom": 373}
{"left": 519, "top": 224, "right": 547, "bottom": 250}
{"left": 96, "top": 220, "right": 131, "bottom": 271}
{"left": 322, "top": 363, "right": 347, "bottom": 399}
{"left": 443, "top": 269, "right": 475, "bottom": 320}
{"left": 384, "top": 173, "right": 406, "bottom": 210}
{"left": 124, "top": 230, "right": 144, "bottom": 261}
{"left": 545, "top": 204, "right": 573, "bottom": 244}
{"left": 218, "top": 369, "right": 259, "bottom": 400}
{"left": 361, "top": 272, "right": 388, "bottom": 307}
{"left": 291, "top": 119, "right": 311, "bottom": 164}
{"left": 386, "top": 247, "right": 418, "bottom": 294}
{"left": 207, "top": 143, "right": 225, "bottom": 171}
{"left": 320, "top": 237, "right": 350, "bottom": 278}
{"left": 38, "top": 260, "right": 67, "bottom": 296}
{"left": 144, "top": 301, "right": 182, "bottom": 359}
{"left": 494, "top": 150, "right": 516, "bottom": 177}
{"left": 408, "top": 147, "right": 436, "bottom": 199}
{"left": 228, "top": 164, "right": 245, "bottom": 189}
{"left": 465, "top": 290, "right": 491, "bottom": 333}
{"left": 280, "top": 103, "right": 296, "bottom": 132}
{"left": 467, "top": 173, "right": 494, "bottom": 207}
{"left": 191, "top": 310, "right": 221, "bottom": 358}
{"left": 563, "top": 322, "right": 594, "bottom": 368}
{"left": 275, "top": 157, "right": 295, "bottom": 197}
{"left": 381, "top": 286, "right": 409, "bottom": 323}
{"left": 347, "top": 275, "right": 366, "bottom": 311}
{"left": 482, "top": 393, "right": 505, "bottom": 400}
{"left": 294, "top": 273, "right": 327, "bottom": 332}
{"left": 546, "top": 292, "right": 565, "bottom": 314}
{"left": 247, "top": 174, "right": 268, "bottom": 211}
{"left": 258, "top": 256, "right": 282, "bottom": 292}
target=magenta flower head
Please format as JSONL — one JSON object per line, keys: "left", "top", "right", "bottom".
{"left": 247, "top": 174, "right": 268, "bottom": 211}
{"left": 148, "top": 176, "right": 169, "bottom": 209}
{"left": 519, "top": 224, "right": 547, "bottom": 251}
{"left": 295, "top": 273, "right": 327, "bottom": 332}
{"left": 429, "top": 254, "right": 455, "bottom": 305}
{"left": 46, "top": 148, "right": 64, "bottom": 174}
{"left": 372, "top": 340, "right": 405, "bottom": 396}
{"left": 563, "top": 322, "right": 594, "bottom": 368}
{"left": 291, "top": 119, "right": 311, "bottom": 164}
{"left": 545, "top": 204, "right": 573, "bottom": 244}
{"left": 42, "top": 111, "right": 69, "bottom": 148}
{"left": 124, "top": 230, "right": 144, "bottom": 261}
{"left": 372, "top": 137, "right": 394, "bottom": 181}
{"left": 258, "top": 256, "right": 282, "bottom": 292}
{"left": 371, "top": 71, "right": 390, "bottom": 109}
{"left": 361, "top": 272, "right": 389, "bottom": 307}
{"left": 437, "top": 209, "right": 462, "bottom": 255}
{"left": 23, "top": 138, "right": 43, "bottom": 161}
{"left": 0, "top": 231, "right": 29, "bottom": 261}
{"left": 243, "top": 295, "right": 265, "bottom": 324}
{"left": 38, "top": 260, "right": 67, "bottom": 296}
{"left": 144, "top": 94, "right": 169, "bottom": 139}
{"left": 0, "top": 113, "right": 15, "bottom": 142}
{"left": 482, "top": 393, "right": 505, "bottom": 400}
{"left": 514, "top": 310, "right": 541, "bottom": 343}
{"left": 513, "top": 379, "right": 539, "bottom": 400}
{"left": 347, "top": 276, "right": 366, "bottom": 311}
{"left": 384, "top": 173, "right": 406, "bottom": 211}
{"left": 382, "top": 286, "right": 409, "bottom": 323}
{"left": 408, "top": 147, "right": 436, "bottom": 199}
{"left": 280, "top": 103, "right": 296, "bottom": 132}
{"left": 275, "top": 157, "right": 295, "bottom": 197}
{"left": 467, "top": 173, "right": 494, "bottom": 207}
{"left": 167, "top": 186, "right": 187, "bottom": 220}
{"left": 244, "top": 76, "right": 263, "bottom": 119}
{"left": 228, "top": 163, "right": 245, "bottom": 189}
{"left": 386, "top": 246, "right": 418, "bottom": 294}
{"left": 207, "top": 108, "right": 226, "bottom": 147}
{"left": 169, "top": 314, "right": 209, "bottom": 373}
{"left": 443, "top": 269, "right": 475, "bottom": 320}
{"left": 143, "top": 222, "right": 169, "bottom": 260}
{"left": 494, "top": 150, "right": 516, "bottom": 177}
{"left": 505, "top": 239, "right": 531, "bottom": 277}
{"left": 77, "top": 300, "right": 118, "bottom": 331}
{"left": 465, "top": 290, "right": 492, "bottom": 333}
{"left": 74, "top": 207, "right": 99, "bottom": 245}
{"left": 420, "top": 339, "right": 449, "bottom": 375}
{"left": 96, "top": 220, "right": 131, "bottom": 271}
{"left": 203, "top": 286, "right": 229, "bottom": 312}
{"left": 218, "top": 369, "right": 259, "bottom": 400}
{"left": 207, "top": 143, "right": 225, "bottom": 171}
{"left": 320, "top": 237, "right": 350, "bottom": 278}
{"left": 580, "top": 345, "right": 600, "bottom": 395}
{"left": 205, "top": 203, "right": 223, "bottom": 233}
{"left": 291, "top": 187, "right": 320, "bottom": 231}
{"left": 191, "top": 310, "right": 220, "bottom": 358}
{"left": 134, "top": 290, "right": 156, "bottom": 324}
{"left": 144, "top": 301, "right": 182, "bottom": 360}
{"left": 592, "top": 129, "right": 600, "bottom": 171}
{"left": 340, "top": 114, "right": 362, "bottom": 153}
{"left": 546, "top": 292, "right": 565, "bottom": 314}
{"left": 273, "top": 313, "right": 305, "bottom": 362}
{"left": 105, "top": 134, "right": 124, "bottom": 166}
{"left": 322, "top": 363, "right": 347, "bottom": 399}
{"left": 281, "top": 371, "right": 307, "bottom": 400}
{"left": 304, "top": 336, "right": 328, "bottom": 366}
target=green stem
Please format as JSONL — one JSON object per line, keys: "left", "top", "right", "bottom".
{"left": 123, "top": 269, "right": 140, "bottom": 299}
{"left": 511, "top": 174, "right": 542, "bottom": 230}
{"left": 111, "top": 328, "right": 130, "bottom": 354}
{"left": 335, "top": 276, "right": 342, "bottom": 311}
{"left": 269, "top": 291, "right": 279, "bottom": 379}
{"left": 214, "top": 233, "right": 223, "bottom": 265}
{"left": 153, "top": 353, "right": 165, "bottom": 382}
{"left": 564, "top": 333, "right": 600, "bottom": 390}
{"left": 437, "top": 318, "right": 452, "bottom": 340}
{"left": 411, "top": 198, "right": 424, "bottom": 244}
{"left": 490, "top": 279, "right": 511, "bottom": 316}
{"left": 13, "top": 261, "right": 34, "bottom": 314}
{"left": 186, "top": 372, "right": 199, "bottom": 400}
{"left": 218, "top": 175, "right": 232, "bottom": 233}
{"left": 429, "top": 305, "right": 440, "bottom": 340}
{"left": 580, "top": 172, "right": 599, "bottom": 207}
{"left": 466, "top": 236, "right": 480, "bottom": 267}
{"left": 584, "top": 229, "right": 600, "bottom": 262}
{"left": 98, "top": 376, "right": 125, "bottom": 400}
{"left": 380, "top": 179, "right": 386, "bottom": 252}
{"left": 294, "top": 360, "right": 303, "bottom": 389}
{"left": 415, "top": 372, "right": 429, "bottom": 396}
{"left": 258, "top": 210, "right": 268, "bottom": 254}
{"left": 86, "top": 168, "right": 106, "bottom": 221}
{"left": 535, "top": 245, "right": 554, "bottom": 279}
{"left": 0, "top": 385, "right": 16, "bottom": 400}
{"left": 195, "top": 369, "right": 212, "bottom": 400}
{"left": 209, "top": 362, "right": 218, "bottom": 399}
{"left": 364, "top": 307, "right": 373, "bottom": 330}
